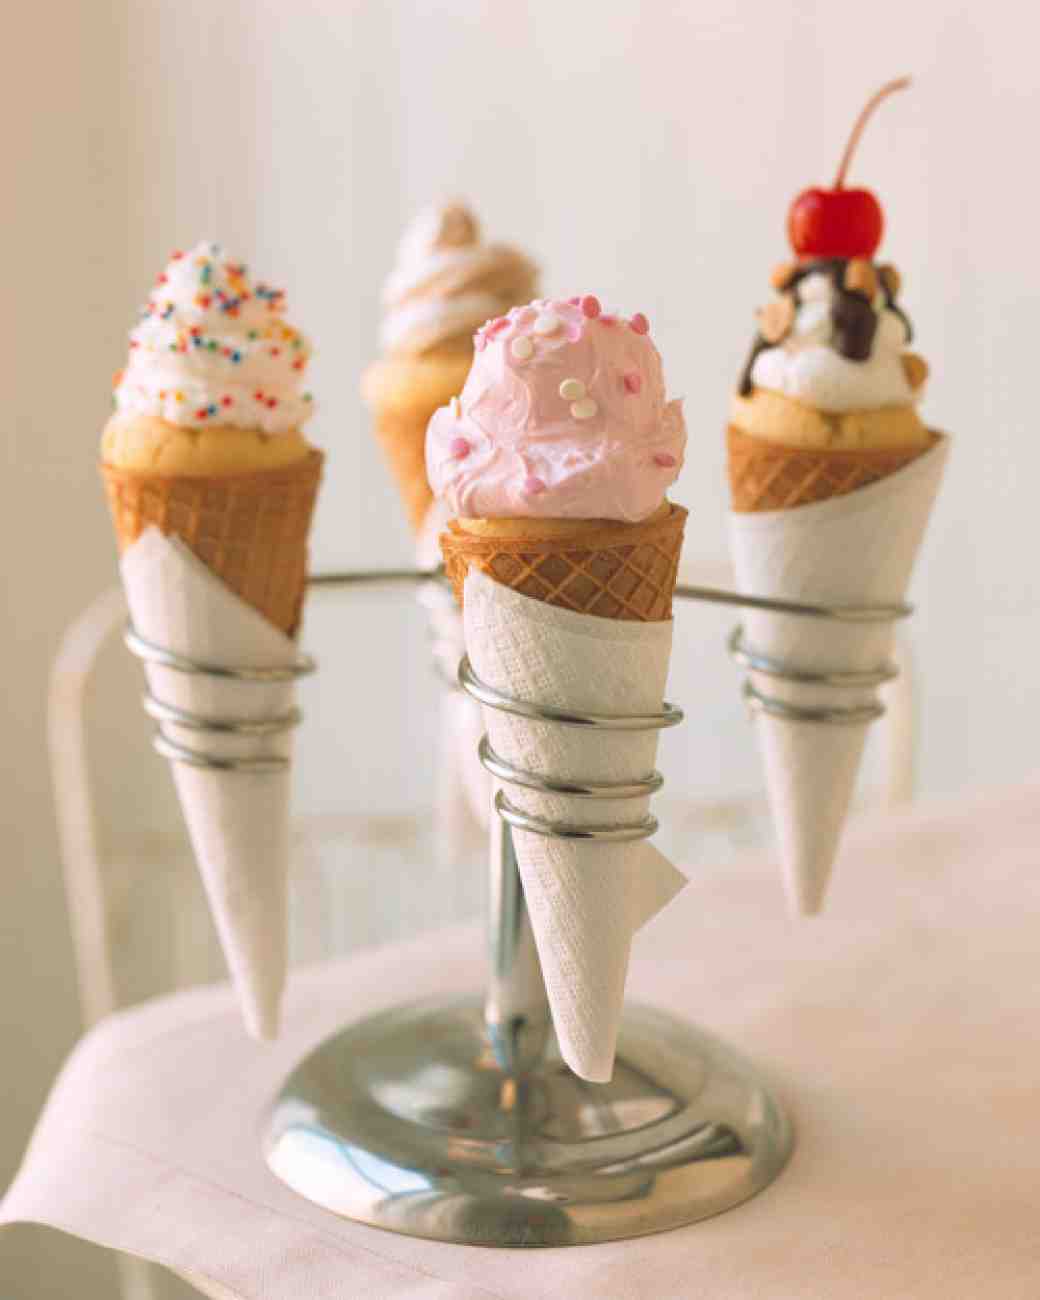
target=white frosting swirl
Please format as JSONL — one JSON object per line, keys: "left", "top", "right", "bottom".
{"left": 380, "top": 203, "right": 538, "bottom": 357}
{"left": 751, "top": 272, "right": 916, "bottom": 411}
{"left": 113, "top": 241, "right": 313, "bottom": 434}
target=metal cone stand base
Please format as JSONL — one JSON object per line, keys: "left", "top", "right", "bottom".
{"left": 264, "top": 994, "right": 792, "bottom": 1247}
{"left": 266, "top": 809, "right": 792, "bottom": 1247}
{"left": 261, "top": 570, "right": 809, "bottom": 1247}
{"left": 119, "top": 567, "right": 918, "bottom": 1244}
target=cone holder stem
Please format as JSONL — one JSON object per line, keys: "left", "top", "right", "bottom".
{"left": 126, "top": 565, "right": 909, "bottom": 1246}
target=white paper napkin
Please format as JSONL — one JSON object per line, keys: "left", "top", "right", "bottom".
{"left": 416, "top": 499, "right": 492, "bottom": 853}
{"left": 464, "top": 569, "right": 686, "bottom": 1081}
{"left": 728, "top": 435, "right": 949, "bottom": 914}
{"left": 121, "top": 528, "right": 305, "bottom": 1038}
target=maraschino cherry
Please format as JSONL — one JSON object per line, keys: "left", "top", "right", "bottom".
{"left": 787, "top": 77, "right": 910, "bottom": 262}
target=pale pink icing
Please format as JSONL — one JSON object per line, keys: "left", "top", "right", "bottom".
{"left": 425, "top": 296, "right": 686, "bottom": 522}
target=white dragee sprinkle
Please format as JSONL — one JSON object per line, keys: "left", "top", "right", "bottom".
{"left": 510, "top": 336, "right": 534, "bottom": 360}
{"left": 571, "top": 397, "right": 598, "bottom": 420}
{"left": 559, "top": 378, "right": 586, "bottom": 401}
{"left": 533, "top": 311, "right": 561, "bottom": 336}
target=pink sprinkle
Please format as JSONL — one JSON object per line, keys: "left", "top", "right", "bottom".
{"left": 653, "top": 453, "right": 677, "bottom": 468}
{"left": 450, "top": 437, "right": 471, "bottom": 459}
{"left": 630, "top": 312, "right": 650, "bottom": 335}
{"left": 487, "top": 317, "right": 510, "bottom": 335}
{"left": 623, "top": 371, "right": 643, "bottom": 394}
{"left": 565, "top": 324, "right": 583, "bottom": 343}
{"left": 567, "top": 295, "right": 581, "bottom": 305}
{"left": 580, "top": 295, "right": 601, "bottom": 319}
{"left": 523, "top": 475, "right": 547, "bottom": 495}
{"left": 475, "top": 333, "right": 487, "bottom": 351}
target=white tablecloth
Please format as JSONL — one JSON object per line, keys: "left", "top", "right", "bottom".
{"left": 5, "top": 779, "right": 1040, "bottom": 1298}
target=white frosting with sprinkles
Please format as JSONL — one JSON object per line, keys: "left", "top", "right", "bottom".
{"left": 112, "top": 241, "right": 314, "bottom": 434}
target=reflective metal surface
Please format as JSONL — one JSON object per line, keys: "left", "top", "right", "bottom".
{"left": 741, "top": 680, "right": 886, "bottom": 725}
{"left": 728, "top": 626, "right": 899, "bottom": 687}
{"left": 483, "top": 817, "right": 551, "bottom": 1075}
{"left": 265, "top": 997, "right": 793, "bottom": 1247}
{"left": 458, "top": 654, "right": 683, "bottom": 731}
{"left": 126, "top": 563, "right": 916, "bottom": 1246}
{"left": 727, "top": 600, "right": 909, "bottom": 726}
{"left": 124, "top": 623, "right": 315, "bottom": 771}
{"left": 124, "top": 625, "right": 316, "bottom": 681}
{"left": 308, "top": 565, "right": 911, "bottom": 623}
{"left": 264, "top": 617, "right": 794, "bottom": 1247}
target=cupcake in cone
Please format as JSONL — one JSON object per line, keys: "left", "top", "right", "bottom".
{"left": 727, "top": 80, "right": 948, "bottom": 915}
{"left": 428, "top": 294, "right": 688, "bottom": 1081}
{"left": 101, "top": 242, "right": 323, "bottom": 1038}
{"left": 102, "top": 242, "right": 322, "bottom": 635}
{"left": 363, "top": 201, "right": 538, "bottom": 537}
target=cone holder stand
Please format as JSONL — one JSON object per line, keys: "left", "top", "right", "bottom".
{"left": 126, "top": 567, "right": 910, "bottom": 1247}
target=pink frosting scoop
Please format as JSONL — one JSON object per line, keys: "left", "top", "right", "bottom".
{"left": 425, "top": 296, "right": 686, "bottom": 522}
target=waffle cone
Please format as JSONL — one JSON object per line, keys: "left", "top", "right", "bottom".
{"left": 100, "top": 449, "right": 323, "bottom": 636}
{"left": 728, "top": 425, "right": 934, "bottom": 512}
{"left": 441, "top": 504, "right": 687, "bottom": 622}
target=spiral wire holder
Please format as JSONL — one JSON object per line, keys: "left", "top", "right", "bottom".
{"left": 116, "top": 563, "right": 913, "bottom": 1246}
{"left": 723, "top": 597, "right": 912, "bottom": 726}
{"left": 458, "top": 654, "right": 682, "bottom": 843}
{"left": 123, "top": 625, "right": 315, "bottom": 773}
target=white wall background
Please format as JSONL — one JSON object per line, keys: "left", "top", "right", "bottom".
{"left": 3, "top": 1, "right": 1038, "bottom": 1293}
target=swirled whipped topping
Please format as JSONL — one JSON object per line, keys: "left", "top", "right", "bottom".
{"left": 739, "top": 259, "right": 925, "bottom": 412}
{"left": 381, "top": 202, "right": 538, "bottom": 357}
{"left": 112, "top": 241, "right": 313, "bottom": 434}
{"left": 426, "top": 296, "right": 686, "bottom": 522}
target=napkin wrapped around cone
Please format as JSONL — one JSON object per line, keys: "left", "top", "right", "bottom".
{"left": 428, "top": 294, "right": 690, "bottom": 1078}
{"left": 416, "top": 498, "right": 491, "bottom": 854}
{"left": 729, "top": 434, "right": 948, "bottom": 914}
{"left": 101, "top": 242, "right": 323, "bottom": 1037}
{"left": 463, "top": 568, "right": 686, "bottom": 1081}
{"left": 120, "top": 530, "right": 309, "bottom": 1038}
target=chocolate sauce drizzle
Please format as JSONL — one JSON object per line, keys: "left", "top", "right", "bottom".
{"left": 737, "top": 258, "right": 913, "bottom": 396}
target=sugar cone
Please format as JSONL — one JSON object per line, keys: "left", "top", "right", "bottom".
{"left": 101, "top": 449, "right": 323, "bottom": 636}
{"left": 728, "top": 435, "right": 949, "bottom": 915}
{"left": 441, "top": 504, "right": 687, "bottom": 621}
{"left": 727, "top": 425, "right": 932, "bottom": 513}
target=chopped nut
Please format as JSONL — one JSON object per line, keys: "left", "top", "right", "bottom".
{"left": 770, "top": 261, "right": 799, "bottom": 291}
{"left": 844, "top": 259, "right": 878, "bottom": 300}
{"left": 878, "top": 263, "right": 902, "bottom": 298}
{"left": 902, "top": 353, "right": 929, "bottom": 389}
{"left": 756, "top": 295, "right": 796, "bottom": 344}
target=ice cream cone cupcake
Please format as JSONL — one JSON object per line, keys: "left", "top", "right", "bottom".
{"left": 427, "top": 294, "right": 688, "bottom": 1081}
{"left": 101, "top": 242, "right": 323, "bottom": 635}
{"left": 431, "top": 295, "right": 687, "bottom": 618}
{"left": 726, "top": 79, "right": 948, "bottom": 916}
{"left": 363, "top": 201, "right": 538, "bottom": 535}
{"left": 100, "top": 242, "right": 324, "bottom": 1040}
{"left": 729, "top": 78, "right": 932, "bottom": 510}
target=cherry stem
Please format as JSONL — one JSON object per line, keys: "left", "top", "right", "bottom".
{"left": 833, "top": 76, "right": 911, "bottom": 190}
